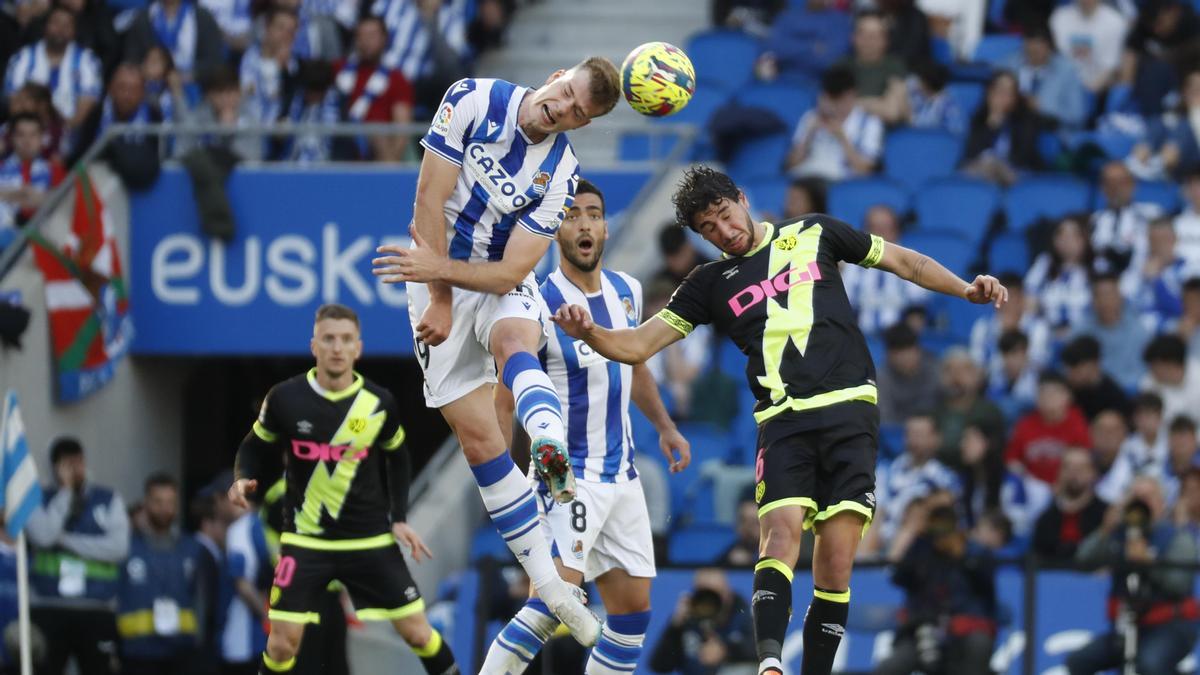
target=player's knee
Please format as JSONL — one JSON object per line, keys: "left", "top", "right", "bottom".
{"left": 393, "top": 615, "right": 433, "bottom": 647}
{"left": 759, "top": 512, "right": 803, "bottom": 559}
{"left": 266, "top": 626, "right": 302, "bottom": 659}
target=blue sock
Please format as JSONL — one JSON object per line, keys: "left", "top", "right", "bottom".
{"left": 587, "top": 610, "right": 651, "bottom": 674}
{"left": 502, "top": 351, "right": 565, "bottom": 443}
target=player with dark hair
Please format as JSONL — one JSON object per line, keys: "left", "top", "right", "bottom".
{"left": 228, "top": 304, "right": 458, "bottom": 675}
{"left": 552, "top": 166, "right": 1007, "bottom": 675}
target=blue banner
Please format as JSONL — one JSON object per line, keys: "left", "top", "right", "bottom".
{"left": 451, "top": 566, "right": 1200, "bottom": 675}
{"left": 129, "top": 167, "right": 648, "bottom": 356}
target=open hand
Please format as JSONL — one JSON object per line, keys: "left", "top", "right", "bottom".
{"left": 392, "top": 522, "right": 434, "bottom": 563}
{"left": 964, "top": 274, "right": 1008, "bottom": 308}
{"left": 373, "top": 227, "right": 444, "bottom": 285}
{"left": 549, "top": 304, "right": 594, "bottom": 339}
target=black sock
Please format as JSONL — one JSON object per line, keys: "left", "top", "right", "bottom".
{"left": 415, "top": 629, "right": 459, "bottom": 675}
{"left": 752, "top": 557, "right": 795, "bottom": 669}
{"left": 801, "top": 587, "right": 850, "bottom": 675}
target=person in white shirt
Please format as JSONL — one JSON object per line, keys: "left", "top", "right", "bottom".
{"left": 1049, "top": 0, "right": 1130, "bottom": 92}
{"left": 238, "top": 8, "right": 299, "bottom": 124}
{"left": 786, "top": 65, "right": 883, "bottom": 182}
{"left": 1175, "top": 169, "right": 1200, "bottom": 265}
{"left": 1141, "top": 334, "right": 1200, "bottom": 429}
{"left": 970, "top": 273, "right": 1052, "bottom": 388}
{"left": 1025, "top": 215, "right": 1094, "bottom": 332}
{"left": 1091, "top": 160, "right": 1163, "bottom": 281}
{"left": 2, "top": 5, "right": 101, "bottom": 133}
{"left": 841, "top": 205, "right": 928, "bottom": 334}
{"left": 1106, "top": 392, "right": 1169, "bottom": 496}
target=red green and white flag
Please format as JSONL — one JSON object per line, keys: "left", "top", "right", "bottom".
{"left": 30, "top": 169, "right": 133, "bottom": 403}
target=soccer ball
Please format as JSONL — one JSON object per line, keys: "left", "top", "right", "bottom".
{"left": 620, "top": 42, "right": 696, "bottom": 117}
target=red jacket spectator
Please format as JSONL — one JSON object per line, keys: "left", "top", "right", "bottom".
{"left": 1005, "top": 372, "right": 1092, "bottom": 484}
{"left": 333, "top": 16, "right": 414, "bottom": 161}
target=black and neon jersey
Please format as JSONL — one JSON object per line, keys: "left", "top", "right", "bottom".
{"left": 235, "top": 370, "right": 409, "bottom": 544}
{"left": 657, "top": 215, "right": 886, "bottom": 424}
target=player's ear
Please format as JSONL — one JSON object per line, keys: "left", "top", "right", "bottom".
{"left": 545, "top": 69, "right": 566, "bottom": 86}
{"left": 738, "top": 190, "right": 750, "bottom": 210}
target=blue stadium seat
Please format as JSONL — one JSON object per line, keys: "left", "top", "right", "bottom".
{"left": 744, "top": 176, "right": 791, "bottom": 220}
{"left": 675, "top": 422, "right": 733, "bottom": 465}
{"left": 883, "top": 128, "right": 962, "bottom": 191}
{"left": 716, "top": 338, "right": 748, "bottom": 380}
{"left": 972, "top": 34, "right": 1022, "bottom": 66}
{"left": 826, "top": 177, "right": 910, "bottom": 228}
{"left": 913, "top": 176, "right": 1001, "bottom": 246}
{"left": 878, "top": 423, "right": 905, "bottom": 460}
{"left": 1003, "top": 175, "right": 1091, "bottom": 231}
{"left": 929, "top": 292, "right": 992, "bottom": 342}
{"left": 469, "top": 525, "right": 510, "bottom": 562}
{"left": 987, "top": 231, "right": 1030, "bottom": 275}
{"left": 668, "top": 523, "right": 737, "bottom": 565}
{"left": 901, "top": 230, "right": 975, "bottom": 277}
{"left": 765, "top": 8, "right": 852, "bottom": 80}
{"left": 686, "top": 30, "right": 760, "bottom": 91}
{"left": 726, "top": 133, "right": 790, "bottom": 183}
{"left": 734, "top": 81, "right": 817, "bottom": 129}
{"left": 946, "top": 82, "right": 984, "bottom": 119}
{"left": 617, "top": 131, "right": 684, "bottom": 161}
{"left": 657, "top": 82, "right": 732, "bottom": 128}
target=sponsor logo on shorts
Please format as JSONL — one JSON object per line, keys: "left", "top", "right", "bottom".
{"left": 572, "top": 539, "right": 584, "bottom": 560}
{"left": 348, "top": 418, "right": 366, "bottom": 433}
{"left": 297, "top": 420, "right": 313, "bottom": 434}
{"left": 405, "top": 586, "right": 419, "bottom": 601}
{"left": 864, "top": 492, "right": 875, "bottom": 507}
{"left": 755, "top": 480, "right": 765, "bottom": 503}
{"left": 752, "top": 590, "right": 776, "bottom": 605}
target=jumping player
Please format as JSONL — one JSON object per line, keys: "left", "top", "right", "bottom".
{"left": 480, "top": 179, "right": 691, "bottom": 674}
{"left": 371, "top": 59, "right": 622, "bottom": 645}
{"left": 551, "top": 167, "right": 1008, "bottom": 675}
{"left": 228, "top": 304, "right": 458, "bottom": 675}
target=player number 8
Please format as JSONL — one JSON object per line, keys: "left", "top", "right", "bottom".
{"left": 570, "top": 501, "right": 587, "bottom": 533}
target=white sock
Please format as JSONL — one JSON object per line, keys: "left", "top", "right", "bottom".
{"left": 502, "top": 352, "right": 566, "bottom": 443}
{"left": 481, "top": 598, "right": 557, "bottom": 674}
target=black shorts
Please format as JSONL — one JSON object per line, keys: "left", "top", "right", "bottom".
{"left": 268, "top": 533, "right": 423, "bottom": 625}
{"left": 754, "top": 400, "right": 879, "bottom": 531}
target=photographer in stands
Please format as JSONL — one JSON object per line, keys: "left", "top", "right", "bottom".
{"left": 648, "top": 568, "right": 755, "bottom": 674}
{"left": 873, "top": 505, "right": 997, "bottom": 675}
{"left": 1066, "top": 476, "right": 1200, "bottom": 675}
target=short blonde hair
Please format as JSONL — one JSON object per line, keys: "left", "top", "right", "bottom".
{"left": 315, "top": 303, "right": 359, "bottom": 327}
{"left": 576, "top": 56, "right": 621, "bottom": 117}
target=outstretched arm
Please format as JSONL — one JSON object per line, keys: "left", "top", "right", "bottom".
{"left": 631, "top": 362, "right": 690, "bottom": 473}
{"left": 551, "top": 304, "right": 683, "bottom": 365}
{"left": 875, "top": 242, "right": 1008, "bottom": 307}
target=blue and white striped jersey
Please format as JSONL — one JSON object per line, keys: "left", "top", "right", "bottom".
{"left": 540, "top": 268, "right": 642, "bottom": 483}
{"left": 4, "top": 41, "right": 101, "bottom": 120}
{"left": 420, "top": 78, "right": 579, "bottom": 263}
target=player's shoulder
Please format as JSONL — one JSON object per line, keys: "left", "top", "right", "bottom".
{"left": 360, "top": 376, "right": 397, "bottom": 407}
{"left": 601, "top": 268, "right": 642, "bottom": 298}
{"left": 268, "top": 373, "right": 313, "bottom": 401}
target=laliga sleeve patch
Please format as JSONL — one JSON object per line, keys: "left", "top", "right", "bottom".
{"left": 431, "top": 103, "right": 453, "bottom": 135}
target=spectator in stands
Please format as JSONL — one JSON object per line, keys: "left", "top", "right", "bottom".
{"left": 1156, "top": 415, "right": 1199, "bottom": 507}
{"left": 1005, "top": 26, "right": 1088, "bottom": 130}
{"left": 117, "top": 473, "right": 200, "bottom": 673}
{"left": 334, "top": 15, "right": 415, "bottom": 162}
{"left": 1072, "top": 271, "right": 1152, "bottom": 390}
{"left": 1067, "top": 476, "right": 1200, "bottom": 675}
{"left": 1094, "top": 408, "right": 1133, "bottom": 503}
{"left": 867, "top": 412, "right": 960, "bottom": 558}
{"left": 1125, "top": 0, "right": 1197, "bottom": 62}
{"left": 838, "top": 11, "right": 907, "bottom": 122}
{"left": 123, "top": 0, "right": 225, "bottom": 84}
{"left": 1061, "top": 335, "right": 1130, "bottom": 421}
{"left": 959, "top": 421, "right": 1051, "bottom": 544}
{"left": 1130, "top": 217, "right": 1196, "bottom": 328}
{"left": 1157, "top": 69, "right": 1200, "bottom": 179}
{"left": 190, "top": 491, "right": 227, "bottom": 675}
{"left": 781, "top": 177, "right": 824, "bottom": 220}
{"left": 268, "top": 0, "right": 346, "bottom": 62}
{"left": 648, "top": 568, "right": 754, "bottom": 674}
{"left": 916, "top": 0, "right": 985, "bottom": 63}
{"left": 643, "top": 277, "right": 714, "bottom": 422}
{"left": 198, "top": 0, "right": 253, "bottom": 55}
{"left": 1175, "top": 169, "right": 1200, "bottom": 264}
{"left": 219, "top": 495, "right": 270, "bottom": 674}
{"left": 842, "top": 205, "right": 928, "bottom": 335}
{"left": 3, "top": 5, "right": 101, "bottom": 136}
{"left": 1142, "top": 334, "right": 1200, "bottom": 429}
{"left": 1050, "top": 0, "right": 1129, "bottom": 92}
{"left": 20, "top": 0, "right": 118, "bottom": 70}
{"left": 176, "top": 66, "right": 261, "bottom": 161}
{"left": 962, "top": 70, "right": 1044, "bottom": 186}
{"left": 719, "top": 500, "right": 759, "bottom": 567}
{"left": 877, "top": 0, "right": 931, "bottom": 68}
{"left": 654, "top": 224, "right": 709, "bottom": 286}
{"left": 786, "top": 65, "right": 884, "bottom": 181}
{"left": 239, "top": 8, "right": 299, "bottom": 127}
{"left": 26, "top": 437, "right": 130, "bottom": 675}
{"left": 1006, "top": 371, "right": 1092, "bottom": 484}
{"left": 970, "top": 273, "right": 1052, "bottom": 390}
{"left": 933, "top": 347, "right": 1005, "bottom": 467}
{"left": 1025, "top": 215, "right": 1094, "bottom": 332}
{"left": 1032, "top": 446, "right": 1109, "bottom": 561}
{"left": 876, "top": 323, "right": 940, "bottom": 425}
{"left": 1178, "top": 278, "right": 1200, "bottom": 357}
{"left": 0, "top": 113, "right": 64, "bottom": 232}
{"left": 757, "top": 0, "right": 852, "bottom": 81}
{"left": 900, "top": 60, "right": 965, "bottom": 135}
{"left": 467, "top": 0, "right": 515, "bottom": 57}
{"left": 283, "top": 59, "right": 340, "bottom": 163}
{"left": 872, "top": 505, "right": 996, "bottom": 675}
{"left": 1106, "top": 392, "right": 1169, "bottom": 493}
{"left": 140, "top": 45, "right": 188, "bottom": 123}
{"left": 69, "top": 63, "right": 164, "bottom": 192}
{"left": 712, "top": 0, "right": 784, "bottom": 37}
{"left": 1091, "top": 160, "right": 1163, "bottom": 278}
{"left": 985, "top": 329, "right": 1039, "bottom": 421}
{"left": 0, "top": 83, "right": 64, "bottom": 160}
{"left": 370, "top": 0, "right": 470, "bottom": 114}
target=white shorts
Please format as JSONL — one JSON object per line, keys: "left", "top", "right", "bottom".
{"left": 407, "top": 272, "right": 550, "bottom": 408}
{"left": 537, "top": 477, "right": 657, "bottom": 582}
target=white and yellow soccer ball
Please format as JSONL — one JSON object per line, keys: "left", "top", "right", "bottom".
{"left": 620, "top": 41, "right": 696, "bottom": 117}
